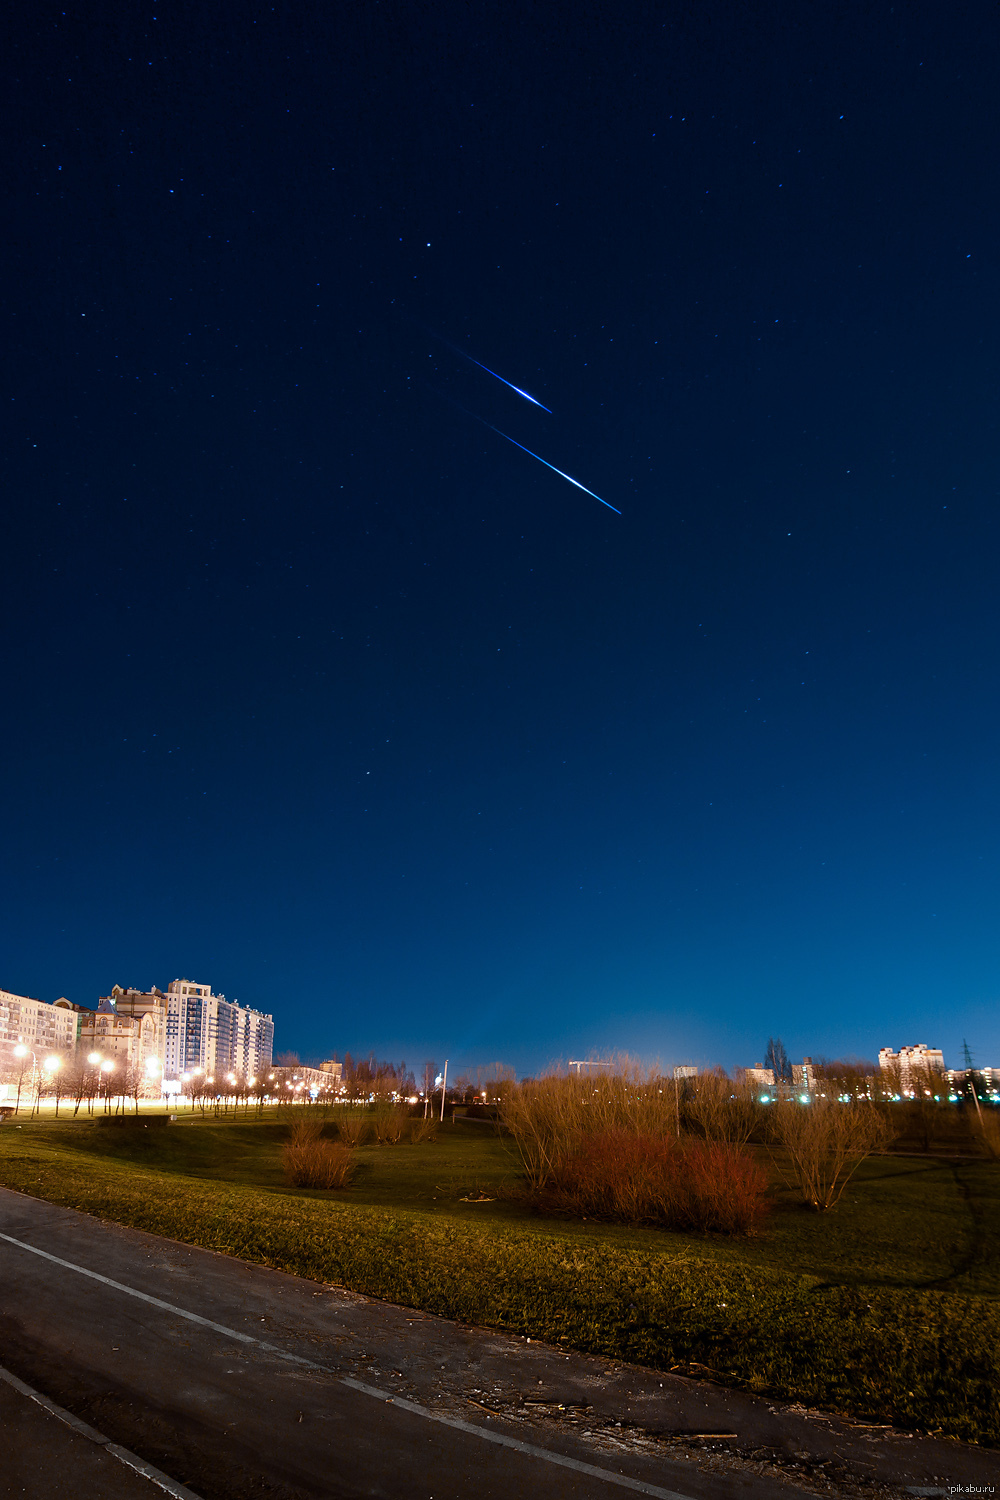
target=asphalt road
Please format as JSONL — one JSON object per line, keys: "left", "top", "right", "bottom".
{"left": 0, "top": 1187, "right": 987, "bottom": 1499}
{"left": 0, "top": 1371, "right": 180, "bottom": 1500}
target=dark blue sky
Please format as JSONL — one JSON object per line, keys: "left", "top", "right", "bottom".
{"left": 4, "top": 1, "right": 999, "bottom": 1074}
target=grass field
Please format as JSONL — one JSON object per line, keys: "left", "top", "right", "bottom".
{"left": 1, "top": 1110, "right": 998, "bottom": 1444}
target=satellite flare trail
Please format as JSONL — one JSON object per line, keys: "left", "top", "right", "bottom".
{"left": 465, "top": 357, "right": 553, "bottom": 413}
{"left": 487, "top": 422, "right": 621, "bottom": 514}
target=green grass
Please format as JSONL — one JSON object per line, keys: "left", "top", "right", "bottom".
{"left": 2, "top": 1111, "right": 998, "bottom": 1445}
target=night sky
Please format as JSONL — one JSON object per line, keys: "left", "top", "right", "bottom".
{"left": 5, "top": 2, "right": 1000, "bottom": 1075}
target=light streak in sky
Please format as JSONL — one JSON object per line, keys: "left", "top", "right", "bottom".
{"left": 464, "top": 356, "right": 553, "bottom": 413}
{"left": 486, "top": 422, "right": 621, "bottom": 514}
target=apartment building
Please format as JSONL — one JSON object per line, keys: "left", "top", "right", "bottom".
{"left": 0, "top": 988, "right": 80, "bottom": 1061}
{"left": 101, "top": 986, "right": 168, "bottom": 1069}
{"left": 792, "top": 1057, "right": 818, "bottom": 1091}
{"left": 879, "top": 1044, "right": 945, "bottom": 1089}
{"left": 742, "top": 1067, "right": 775, "bottom": 1089}
{"left": 79, "top": 993, "right": 163, "bottom": 1083}
{"left": 271, "top": 1064, "right": 344, "bottom": 1097}
{"left": 163, "top": 978, "right": 273, "bottom": 1082}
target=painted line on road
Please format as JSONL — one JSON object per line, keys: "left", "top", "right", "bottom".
{"left": 0, "top": 1363, "right": 204, "bottom": 1500}
{"left": 343, "top": 1376, "right": 697, "bottom": 1499}
{"left": 1, "top": 1227, "right": 696, "bottom": 1500}
{"left": 0, "top": 1230, "right": 325, "bottom": 1368}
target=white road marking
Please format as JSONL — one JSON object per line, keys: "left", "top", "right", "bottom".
{"left": 0, "top": 1363, "right": 204, "bottom": 1500}
{"left": 1, "top": 1227, "right": 697, "bottom": 1500}
{"left": 343, "top": 1375, "right": 697, "bottom": 1498}
{"left": 0, "top": 1230, "right": 324, "bottom": 1368}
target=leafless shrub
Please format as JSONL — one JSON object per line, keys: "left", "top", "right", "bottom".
{"left": 685, "top": 1070, "right": 760, "bottom": 1145}
{"left": 768, "top": 1097, "right": 892, "bottom": 1209}
{"left": 498, "top": 1059, "right": 676, "bottom": 1189}
{"left": 539, "top": 1130, "right": 769, "bottom": 1235}
{"left": 373, "top": 1105, "right": 407, "bottom": 1144}
{"left": 974, "top": 1110, "right": 1000, "bottom": 1160}
{"left": 333, "top": 1109, "right": 370, "bottom": 1147}
{"left": 282, "top": 1120, "right": 355, "bottom": 1188}
{"left": 409, "top": 1116, "right": 439, "bottom": 1144}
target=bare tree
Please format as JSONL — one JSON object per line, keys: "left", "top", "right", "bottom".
{"left": 764, "top": 1037, "right": 792, "bottom": 1083}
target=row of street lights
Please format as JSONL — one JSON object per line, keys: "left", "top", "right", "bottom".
{"left": 5, "top": 1044, "right": 164, "bottom": 1116}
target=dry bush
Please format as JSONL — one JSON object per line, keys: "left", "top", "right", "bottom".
{"left": 680, "top": 1141, "right": 771, "bottom": 1235}
{"left": 542, "top": 1129, "right": 769, "bottom": 1236}
{"left": 498, "top": 1061, "right": 675, "bottom": 1189}
{"left": 373, "top": 1105, "right": 407, "bottom": 1144}
{"left": 282, "top": 1121, "right": 355, "bottom": 1188}
{"left": 974, "top": 1109, "right": 1000, "bottom": 1160}
{"left": 333, "top": 1109, "right": 370, "bottom": 1147}
{"left": 768, "top": 1097, "right": 892, "bottom": 1209}
{"left": 409, "top": 1116, "right": 439, "bottom": 1144}
{"left": 685, "top": 1070, "right": 761, "bottom": 1145}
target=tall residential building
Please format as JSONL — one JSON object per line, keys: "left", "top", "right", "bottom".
{"left": 879, "top": 1044, "right": 945, "bottom": 1089}
{"left": 163, "top": 979, "right": 273, "bottom": 1082}
{"left": 0, "top": 988, "right": 80, "bottom": 1060}
{"left": 791, "top": 1057, "right": 818, "bottom": 1091}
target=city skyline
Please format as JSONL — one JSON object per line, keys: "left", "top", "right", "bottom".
{"left": 2, "top": 973, "right": 992, "bottom": 1083}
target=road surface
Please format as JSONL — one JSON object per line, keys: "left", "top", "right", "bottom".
{"left": 0, "top": 1187, "right": 985, "bottom": 1499}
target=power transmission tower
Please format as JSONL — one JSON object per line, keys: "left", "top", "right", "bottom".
{"left": 963, "top": 1038, "right": 985, "bottom": 1128}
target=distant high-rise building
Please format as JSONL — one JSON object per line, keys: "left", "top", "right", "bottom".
{"left": 742, "top": 1066, "right": 775, "bottom": 1088}
{"left": 163, "top": 979, "right": 273, "bottom": 1082}
{"left": 792, "top": 1057, "right": 818, "bottom": 1091}
{"left": 879, "top": 1044, "right": 945, "bottom": 1089}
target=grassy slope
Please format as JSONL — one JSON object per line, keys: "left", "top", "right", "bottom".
{"left": 1, "top": 1113, "right": 998, "bottom": 1444}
